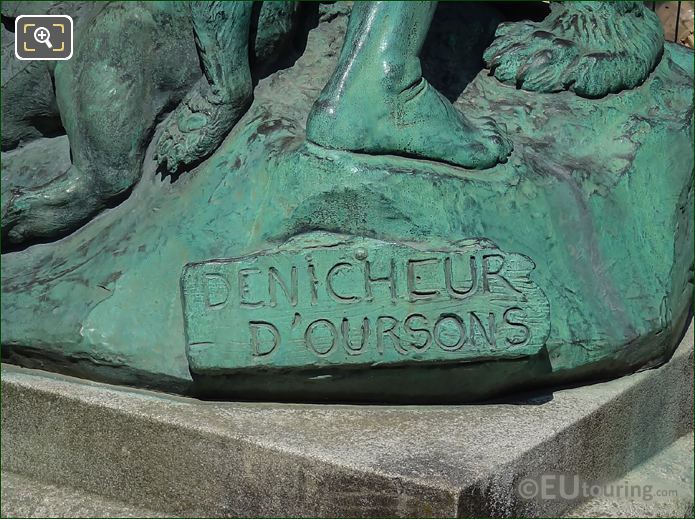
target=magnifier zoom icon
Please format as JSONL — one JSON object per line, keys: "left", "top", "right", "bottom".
{"left": 34, "top": 26, "right": 52, "bottom": 49}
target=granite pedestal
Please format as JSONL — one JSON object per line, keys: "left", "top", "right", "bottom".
{"left": 2, "top": 322, "right": 692, "bottom": 518}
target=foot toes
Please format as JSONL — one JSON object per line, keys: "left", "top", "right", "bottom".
{"left": 484, "top": 6, "right": 659, "bottom": 98}
{"left": 494, "top": 21, "right": 536, "bottom": 40}
{"left": 1, "top": 189, "right": 32, "bottom": 242}
{"left": 1, "top": 191, "right": 21, "bottom": 232}
{"left": 484, "top": 21, "right": 536, "bottom": 65}
{"left": 475, "top": 118, "right": 513, "bottom": 163}
{"left": 516, "top": 49, "right": 560, "bottom": 91}
{"left": 155, "top": 130, "right": 176, "bottom": 169}
{"left": 178, "top": 111, "right": 208, "bottom": 133}
{"left": 484, "top": 41, "right": 518, "bottom": 69}
{"left": 154, "top": 90, "right": 242, "bottom": 174}
{"left": 491, "top": 49, "right": 524, "bottom": 83}
{"left": 571, "top": 54, "right": 623, "bottom": 98}
{"left": 493, "top": 21, "right": 516, "bottom": 38}
{"left": 487, "top": 25, "right": 584, "bottom": 95}
{"left": 156, "top": 132, "right": 173, "bottom": 156}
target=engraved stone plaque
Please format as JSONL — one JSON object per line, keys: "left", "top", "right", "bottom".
{"left": 181, "top": 235, "right": 551, "bottom": 373}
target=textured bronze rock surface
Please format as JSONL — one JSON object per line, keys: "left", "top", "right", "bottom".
{"left": 1, "top": 2, "right": 692, "bottom": 401}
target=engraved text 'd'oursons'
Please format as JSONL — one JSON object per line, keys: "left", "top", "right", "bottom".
{"left": 181, "top": 236, "right": 550, "bottom": 373}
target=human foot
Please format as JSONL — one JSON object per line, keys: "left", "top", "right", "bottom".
{"left": 483, "top": 1, "right": 664, "bottom": 98}
{"left": 307, "top": 77, "right": 512, "bottom": 170}
{"left": 155, "top": 78, "right": 251, "bottom": 174}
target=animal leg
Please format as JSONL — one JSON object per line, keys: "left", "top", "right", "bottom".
{"left": 155, "top": 1, "right": 254, "bottom": 174}
{"left": 484, "top": 1, "right": 664, "bottom": 98}
{"left": 2, "top": 5, "right": 160, "bottom": 246}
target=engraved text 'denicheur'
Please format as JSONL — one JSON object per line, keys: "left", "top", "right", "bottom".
{"left": 181, "top": 236, "right": 551, "bottom": 373}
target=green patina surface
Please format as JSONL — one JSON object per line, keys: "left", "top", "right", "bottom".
{"left": 1, "top": 3, "right": 693, "bottom": 401}
{"left": 182, "top": 235, "right": 550, "bottom": 372}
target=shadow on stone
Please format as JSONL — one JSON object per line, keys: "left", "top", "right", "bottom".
{"left": 422, "top": 2, "right": 550, "bottom": 102}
